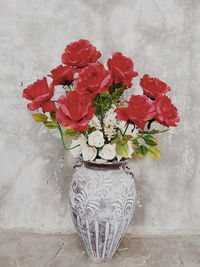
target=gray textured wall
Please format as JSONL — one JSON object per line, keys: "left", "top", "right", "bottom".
{"left": 0, "top": 0, "right": 199, "bottom": 235}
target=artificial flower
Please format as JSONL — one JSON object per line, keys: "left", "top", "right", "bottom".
{"left": 70, "top": 135, "right": 87, "bottom": 158}
{"left": 48, "top": 65, "right": 74, "bottom": 86}
{"left": 88, "top": 115, "right": 102, "bottom": 130}
{"left": 56, "top": 91, "right": 95, "bottom": 131}
{"left": 154, "top": 95, "right": 180, "bottom": 127}
{"left": 88, "top": 130, "right": 105, "bottom": 147}
{"left": 99, "top": 144, "right": 116, "bottom": 160}
{"left": 82, "top": 145, "right": 97, "bottom": 161}
{"left": 22, "top": 77, "right": 56, "bottom": 112}
{"left": 62, "top": 39, "right": 101, "bottom": 67}
{"left": 75, "top": 62, "right": 112, "bottom": 98}
{"left": 115, "top": 95, "right": 155, "bottom": 130}
{"left": 140, "top": 74, "right": 171, "bottom": 99}
{"left": 107, "top": 52, "right": 138, "bottom": 88}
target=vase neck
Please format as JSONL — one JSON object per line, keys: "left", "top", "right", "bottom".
{"left": 83, "top": 160, "right": 127, "bottom": 170}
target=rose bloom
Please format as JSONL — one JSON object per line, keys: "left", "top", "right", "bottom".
{"left": 140, "top": 74, "right": 171, "bottom": 99}
{"left": 115, "top": 95, "right": 155, "bottom": 130}
{"left": 61, "top": 39, "right": 101, "bottom": 68}
{"left": 22, "top": 77, "right": 56, "bottom": 112}
{"left": 48, "top": 65, "right": 74, "bottom": 86}
{"left": 88, "top": 130, "right": 104, "bottom": 147}
{"left": 99, "top": 144, "right": 116, "bottom": 160}
{"left": 107, "top": 52, "right": 138, "bottom": 88}
{"left": 70, "top": 135, "right": 87, "bottom": 158}
{"left": 154, "top": 95, "right": 180, "bottom": 127}
{"left": 82, "top": 145, "right": 97, "bottom": 161}
{"left": 75, "top": 63, "right": 112, "bottom": 98}
{"left": 56, "top": 91, "right": 95, "bottom": 132}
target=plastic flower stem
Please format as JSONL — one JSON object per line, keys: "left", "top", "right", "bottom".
{"left": 122, "top": 122, "right": 130, "bottom": 136}
{"left": 99, "top": 95, "right": 104, "bottom": 131}
{"left": 57, "top": 122, "right": 80, "bottom": 150}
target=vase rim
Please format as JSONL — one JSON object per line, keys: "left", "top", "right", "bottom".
{"left": 83, "top": 160, "right": 127, "bottom": 170}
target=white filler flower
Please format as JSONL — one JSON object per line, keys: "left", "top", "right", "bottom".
{"left": 88, "top": 115, "right": 102, "bottom": 130}
{"left": 88, "top": 130, "right": 104, "bottom": 147}
{"left": 82, "top": 145, "right": 97, "bottom": 161}
{"left": 99, "top": 144, "right": 116, "bottom": 160}
{"left": 104, "top": 105, "right": 117, "bottom": 141}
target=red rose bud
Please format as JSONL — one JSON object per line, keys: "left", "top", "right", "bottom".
{"left": 48, "top": 65, "right": 74, "bottom": 86}
{"left": 75, "top": 62, "right": 112, "bottom": 98}
{"left": 22, "top": 77, "right": 56, "bottom": 112}
{"left": 155, "top": 95, "right": 180, "bottom": 127}
{"left": 115, "top": 95, "right": 155, "bottom": 130}
{"left": 140, "top": 74, "right": 171, "bottom": 99}
{"left": 61, "top": 39, "right": 101, "bottom": 68}
{"left": 107, "top": 52, "right": 138, "bottom": 88}
{"left": 56, "top": 91, "right": 95, "bottom": 132}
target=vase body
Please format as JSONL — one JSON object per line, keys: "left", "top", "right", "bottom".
{"left": 69, "top": 160, "right": 136, "bottom": 263}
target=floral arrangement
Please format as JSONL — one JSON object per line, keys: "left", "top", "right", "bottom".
{"left": 22, "top": 39, "right": 180, "bottom": 162}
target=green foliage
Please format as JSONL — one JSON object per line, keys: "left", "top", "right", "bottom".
{"left": 32, "top": 113, "right": 48, "bottom": 122}
{"left": 116, "top": 142, "right": 129, "bottom": 158}
{"left": 139, "top": 128, "right": 170, "bottom": 135}
{"left": 110, "top": 135, "right": 120, "bottom": 144}
{"left": 44, "top": 121, "right": 57, "bottom": 129}
{"left": 147, "top": 146, "right": 161, "bottom": 159}
{"left": 63, "top": 127, "right": 80, "bottom": 138}
{"left": 143, "top": 135, "right": 158, "bottom": 146}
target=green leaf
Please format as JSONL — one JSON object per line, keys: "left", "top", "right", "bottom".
{"left": 138, "top": 145, "right": 147, "bottom": 156}
{"left": 44, "top": 121, "right": 57, "bottom": 129}
{"left": 143, "top": 135, "right": 158, "bottom": 146}
{"left": 63, "top": 127, "right": 80, "bottom": 138}
{"left": 111, "top": 136, "right": 121, "bottom": 144}
{"left": 116, "top": 143, "right": 129, "bottom": 158}
{"left": 122, "top": 135, "right": 133, "bottom": 141}
{"left": 32, "top": 113, "right": 48, "bottom": 122}
{"left": 139, "top": 128, "right": 170, "bottom": 135}
{"left": 50, "top": 112, "right": 57, "bottom": 122}
{"left": 132, "top": 138, "right": 139, "bottom": 145}
{"left": 147, "top": 146, "right": 161, "bottom": 159}
{"left": 131, "top": 151, "right": 137, "bottom": 158}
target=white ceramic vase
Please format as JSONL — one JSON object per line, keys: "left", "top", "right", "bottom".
{"left": 69, "top": 160, "right": 136, "bottom": 263}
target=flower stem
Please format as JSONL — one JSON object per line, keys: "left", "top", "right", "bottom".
{"left": 98, "top": 95, "right": 104, "bottom": 131}
{"left": 122, "top": 121, "right": 130, "bottom": 136}
{"left": 57, "top": 122, "right": 80, "bottom": 150}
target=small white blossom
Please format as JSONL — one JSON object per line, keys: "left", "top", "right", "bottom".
{"left": 118, "top": 121, "right": 138, "bottom": 138}
{"left": 82, "top": 145, "right": 97, "bottom": 161}
{"left": 88, "top": 130, "right": 104, "bottom": 147}
{"left": 104, "top": 105, "right": 117, "bottom": 141}
{"left": 99, "top": 144, "right": 116, "bottom": 160}
{"left": 88, "top": 115, "right": 102, "bottom": 130}
{"left": 70, "top": 134, "right": 87, "bottom": 158}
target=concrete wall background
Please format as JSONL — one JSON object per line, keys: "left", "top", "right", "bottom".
{"left": 0, "top": 0, "right": 199, "bottom": 235}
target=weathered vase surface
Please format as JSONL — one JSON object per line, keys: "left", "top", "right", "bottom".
{"left": 69, "top": 160, "right": 136, "bottom": 262}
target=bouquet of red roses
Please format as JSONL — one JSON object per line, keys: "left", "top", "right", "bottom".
{"left": 22, "top": 39, "right": 180, "bottom": 161}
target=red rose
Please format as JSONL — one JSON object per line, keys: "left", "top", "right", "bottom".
{"left": 22, "top": 77, "right": 56, "bottom": 112}
{"left": 107, "top": 52, "right": 138, "bottom": 88}
{"left": 75, "top": 62, "right": 112, "bottom": 98}
{"left": 140, "top": 74, "right": 171, "bottom": 99}
{"left": 56, "top": 91, "right": 95, "bottom": 131}
{"left": 154, "top": 95, "right": 180, "bottom": 127}
{"left": 115, "top": 95, "right": 155, "bottom": 130}
{"left": 48, "top": 65, "right": 74, "bottom": 86}
{"left": 61, "top": 39, "right": 101, "bottom": 67}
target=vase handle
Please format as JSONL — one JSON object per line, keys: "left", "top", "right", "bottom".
{"left": 122, "top": 162, "right": 134, "bottom": 178}
{"left": 73, "top": 157, "right": 83, "bottom": 169}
